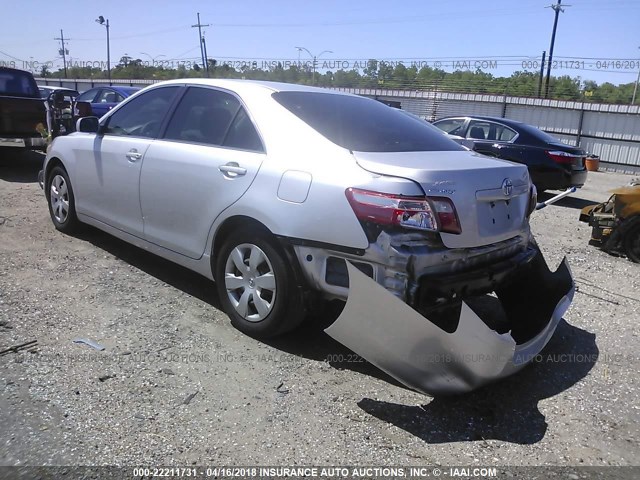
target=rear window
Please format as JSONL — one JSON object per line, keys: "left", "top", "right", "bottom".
{"left": 0, "top": 69, "right": 38, "bottom": 97}
{"left": 517, "top": 123, "right": 560, "bottom": 144}
{"left": 272, "top": 91, "right": 464, "bottom": 153}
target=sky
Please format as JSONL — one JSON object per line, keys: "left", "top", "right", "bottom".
{"left": 1, "top": 0, "right": 639, "bottom": 85}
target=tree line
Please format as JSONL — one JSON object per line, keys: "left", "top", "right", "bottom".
{"left": 39, "top": 57, "right": 638, "bottom": 105}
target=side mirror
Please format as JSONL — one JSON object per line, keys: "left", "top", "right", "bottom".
{"left": 77, "top": 116, "right": 100, "bottom": 133}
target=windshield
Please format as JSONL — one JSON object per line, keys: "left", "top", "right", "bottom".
{"left": 273, "top": 91, "right": 464, "bottom": 153}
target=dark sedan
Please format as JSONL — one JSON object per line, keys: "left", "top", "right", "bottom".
{"left": 76, "top": 86, "right": 140, "bottom": 117}
{"left": 433, "top": 116, "right": 588, "bottom": 191}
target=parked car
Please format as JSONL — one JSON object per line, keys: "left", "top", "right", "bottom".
{"left": 39, "top": 80, "right": 573, "bottom": 395}
{"left": 0, "top": 67, "right": 46, "bottom": 150}
{"left": 38, "top": 85, "right": 80, "bottom": 99}
{"left": 432, "top": 116, "right": 588, "bottom": 192}
{"left": 75, "top": 85, "right": 140, "bottom": 117}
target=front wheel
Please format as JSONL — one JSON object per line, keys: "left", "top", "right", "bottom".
{"left": 46, "top": 165, "right": 81, "bottom": 233}
{"left": 215, "top": 229, "right": 305, "bottom": 338}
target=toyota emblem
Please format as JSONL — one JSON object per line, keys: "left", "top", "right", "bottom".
{"left": 502, "top": 178, "right": 513, "bottom": 197}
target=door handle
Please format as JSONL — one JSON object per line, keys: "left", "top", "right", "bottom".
{"left": 126, "top": 149, "right": 142, "bottom": 162}
{"left": 219, "top": 162, "right": 247, "bottom": 177}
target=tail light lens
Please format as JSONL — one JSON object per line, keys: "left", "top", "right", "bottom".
{"left": 345, "top": 188, "right": 461, "bottom": 234}
{"left": 546, "top": 150, "right": 578, "bottom": 165}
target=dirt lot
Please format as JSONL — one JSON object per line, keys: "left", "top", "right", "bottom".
{"left": 0, "top": 150, "right": 638, "bottom": 470}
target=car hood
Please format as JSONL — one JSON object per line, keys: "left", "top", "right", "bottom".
{"left": 351, "top": 150, "right": 532, "bottom": 249}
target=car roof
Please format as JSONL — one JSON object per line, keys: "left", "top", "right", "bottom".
{"left": 0, "top": 66, "right": 34, "bottom": 75}
{"left": 38, "top": 86, "right": 77, "bottom": 91}
{"left": 436, "top": 115, "right": 527, "bottom": 128}
{"left": 109, "top": 86, "right": 141, "bottom": 94}
{"left": 148, "top": 78, "right": 353, "bottom": 98}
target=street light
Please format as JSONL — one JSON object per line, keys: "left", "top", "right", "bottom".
{"left": 140, "top": 52, "right": 166, "bottom": 66}
{"left": 294, "top": 46, "right": 333, "bottom": 85}
{"left": 95, "top": 15, "right": 111, "bottom": 84}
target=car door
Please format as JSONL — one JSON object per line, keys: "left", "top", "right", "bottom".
{"left": 74, "top": 86, "right": 181, "bottom": 237}
{"left": 140, "top": 86, "right": 266, "bottom": 259}
{"left": 467, "top": 120, "right": 519, "bottom": 157}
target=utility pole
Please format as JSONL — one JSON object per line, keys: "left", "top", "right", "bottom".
{"left": 202, "top": 32, "right": 209, "bottom": 77}
{"left": 54, "top": 29, "right": 69, "bottom": 78}
{"left": 537, "top": 51, "right": 546, "bottom": 98}
{"left": 191, "top": 13, "right": 210, "bottom": 72}
{"left": 632, "top": 46, "right": 640, "bottom": 105}
{"left": 544, "top": 0, "right": 571, "bottom": 98}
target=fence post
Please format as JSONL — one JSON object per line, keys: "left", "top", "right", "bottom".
{"left": 502, "top": 91, "right": 508, "bottom": 118}
{"left": 576, "top": 108, "right": 585, "bottom": 147}
{"left": 430, "top": 84, "right": 439, "bottom": 122}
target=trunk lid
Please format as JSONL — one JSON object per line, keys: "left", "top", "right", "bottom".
{"left": 352, "top": 150, "right": 531, "bottom": 249}
{"left": 546, "top": 143, "right": 586, "bottom": 171}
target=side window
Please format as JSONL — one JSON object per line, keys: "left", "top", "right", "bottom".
{"left": 77, "top": 89, "right": 98, "bottom": 103}
{"left": 433, "top": 118, "right": 466, "bottom": 137}
{"left": 96, "top": 89, "right": 123, "bottom": 103}
{"left": 493, "top": 124, "right": 518, "bottom": 142}
{"left": 164, "top": 87, "right": 240, "bottom": 146}
{"left": 223, "top": 107, "right": 264, "bottom": 152}
{"left": 467, "top": 121, "right": 490, "bottom": 140}
{"left": 104, "top": 86, "right": 179, "bottom": 138}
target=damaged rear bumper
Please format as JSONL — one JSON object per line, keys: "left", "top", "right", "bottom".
{"left": 324, "top": 249, "right": 574, "bottom": 395}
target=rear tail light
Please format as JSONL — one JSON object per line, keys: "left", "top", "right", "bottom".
{"left": 345, "top": 188, "right": 461, "bottom": 234}
{"left": 546, "top": 150, "right": 578, "bottom": 164}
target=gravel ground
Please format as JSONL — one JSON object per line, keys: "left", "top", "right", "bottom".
{"left": 0, "top": 150, "right": 638, "bottom": 469}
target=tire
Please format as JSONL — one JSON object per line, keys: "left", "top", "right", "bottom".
{"left": 45, "top": 165, "right": 81, "bottom": 233}
{"left": 214, "top": 228, "right": 305, "bottom": 338}
{"left": 622, "top": 218, "right": 640, "bottom": 263}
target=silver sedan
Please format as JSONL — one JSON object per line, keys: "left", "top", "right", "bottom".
{"left": 40, "top": 79, "right": 574, "bottom": 395}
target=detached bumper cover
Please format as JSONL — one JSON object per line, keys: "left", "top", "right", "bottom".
{"left": 325, "top": 250, "right": 574, "bottom": 395}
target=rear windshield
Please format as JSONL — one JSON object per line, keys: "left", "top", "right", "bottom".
{"left": 272, "top": 91, "right": 464, "bottom": 152}
{"left": 517, "top": 123, "right": 561, "bottom": 144}
{"left": 0, "top": 70, "right": 39, "bottom": 97}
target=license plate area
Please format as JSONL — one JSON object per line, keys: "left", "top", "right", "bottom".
{"left": 477, "top": 199, "right": 519, "bottom": 236}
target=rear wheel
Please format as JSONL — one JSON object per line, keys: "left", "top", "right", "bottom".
{"left": 623, "top": 219, "right": 640, "bottom": 263}
{"left": 46, "top": 165, "right": 80, "bottom": 233}
{"left": 215, "top": 229, "right": 305, "bottom": 337}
